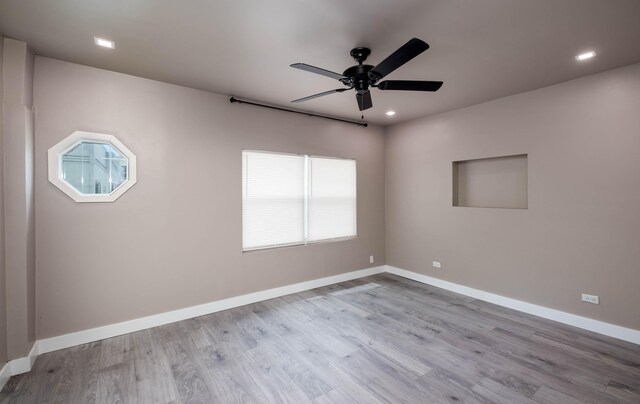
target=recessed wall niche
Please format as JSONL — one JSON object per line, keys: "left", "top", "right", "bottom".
{"left": 452, "top": 154, "right": 528, "bottom": 209}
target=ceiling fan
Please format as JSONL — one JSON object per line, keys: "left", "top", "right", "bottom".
{"left": 290, "top": 38, "right": 443, "bottom": 112}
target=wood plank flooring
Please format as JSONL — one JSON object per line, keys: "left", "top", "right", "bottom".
{"left": 2, "top": 273, "right": 640, "bottom": 403}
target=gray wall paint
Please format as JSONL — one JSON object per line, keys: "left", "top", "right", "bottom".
{"left": 0, "top": 34, "right": 7, "bottom": 366}
{"left": 2, "top": 38, "right": 36, "bottom": 360}
{"left": 30, "top": 54, "right": 640, "bottom": 342}
{"left": 386, "top": 63, "right": 640, "bottom": 330}
{"left": 34, "top": 57, "right": 386, "bottom": 339}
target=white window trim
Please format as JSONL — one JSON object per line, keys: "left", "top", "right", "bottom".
{"left": 243, "top": 235, "right": 358, "bottom": 253}
{"left": 242, "top": 149, "right": 357, "bottom": 252}
{"left": 47, "top": 131, "right": 137, "bottom": 203}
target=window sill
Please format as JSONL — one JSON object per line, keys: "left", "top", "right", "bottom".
{"left": 242, "top": 235, "right": 357, "bottom": 253}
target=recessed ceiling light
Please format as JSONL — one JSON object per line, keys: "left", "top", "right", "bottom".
{"left": 386, "top": 110, "right": 396, "bottom": 116}
{"left": 575, "top": 51, "right": 596, "bottom": 61}
{"left": 94, "top": 37, "right": 115, "bottom": 49}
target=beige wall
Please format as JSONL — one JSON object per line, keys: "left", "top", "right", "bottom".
{"left": 30, "top": 54, "right": 640, "bottom": 342}
{"left": 2, "top": 38, "right": 36, "bottom": 360}
{"left": 34, "top": 57, "right": 386, "bottom": 339}
{"left": 0, "top": 34, "right": 7, "bottom": 366}
{"left": 386, "top": 63, "right": 640, "bottom": 330}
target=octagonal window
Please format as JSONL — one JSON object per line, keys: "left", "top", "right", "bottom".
{"left": 48, "top": 131, "right": 137, "bottom": 202}
{"left": 62, "top": 142, "right": 128, "bottom": 195}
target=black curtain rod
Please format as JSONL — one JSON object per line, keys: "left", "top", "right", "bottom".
{"left": 229, "top": 97, "right": 368, "bottom": 128}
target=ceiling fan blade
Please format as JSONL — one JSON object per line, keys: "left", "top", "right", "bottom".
{"left": 377, "top": 80, "right": 443, "bottom": 92}
{"left": 290, "top": 63, "right": 346, "bottom": 80}
{"left": 368, "top": 38, "right": 429, "bottom": 81}
{"left": 291, "top": 88, "right": 348, "bottom": 103}
{"left": 356, "top": 91, "right": 373, "bottom": 111}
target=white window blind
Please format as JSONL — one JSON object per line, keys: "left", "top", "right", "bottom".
{"left": 308, "top": 157, "right": 357, "bottom": 242}
{"left": 242, "top": 151, "right": 356, "bottom": 251}
{"left": 242, "top": 151, "right": 305, "bottom": 250}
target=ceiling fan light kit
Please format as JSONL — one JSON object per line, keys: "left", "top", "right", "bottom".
{"left": 291, "top": 38, "right": 443, "bottom": 112}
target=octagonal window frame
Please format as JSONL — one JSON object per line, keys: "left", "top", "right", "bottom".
{"left": 48, "top": 131, "right": 137, "bottom": 203}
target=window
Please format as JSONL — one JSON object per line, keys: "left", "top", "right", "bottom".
{"left": 242, "top": 152, "right": 306, "bottom": 250}
{"left": 48, "top": 131, "right": 137, "bottom": 202}
{"left": 307, "top": 156, "right": 357, "bottom": 241}
{"left": 61, "top": 142, "right": 128, "bottom": 195}
{"left": 242, "top": 151, "right": 356, "bottom": 251}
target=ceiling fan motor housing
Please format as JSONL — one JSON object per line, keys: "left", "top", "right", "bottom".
{"left": 343, "top": 63, "right": 374, "bottom": 93}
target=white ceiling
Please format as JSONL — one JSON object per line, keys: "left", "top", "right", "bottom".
{"left": 1, "top": 0, "right": 640, "bottom": 125}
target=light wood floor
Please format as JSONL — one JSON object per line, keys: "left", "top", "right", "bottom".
{"left": 2, "top": 274, "right": 640, "bottom": 403}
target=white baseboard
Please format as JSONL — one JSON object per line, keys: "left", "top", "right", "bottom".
{"left": 0, "top": 362, "right": 10, "bottom": 393}
{"left": 7, "top": 342, "right": 39, "bottom": 375}
{"left": 37, "top": 265, "right": 386, "bottom": 356}
{"left": 0, "top": 341, "right": 39, "bottom": 390}
{"left": 3, "top": 262, "right": 638, "bottom": 391}
{"left": 385, "top": 265, "right": 640, "bottom": 345}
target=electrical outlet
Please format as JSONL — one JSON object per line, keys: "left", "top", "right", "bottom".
{"left": 432, "top": 261, "right": 441, "bottom": 269}
{"left": 369, "top": 256, "right": 374, "bottom": 264}
{"left": 581, "top": 293, "right": 599, "bottom": 304}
